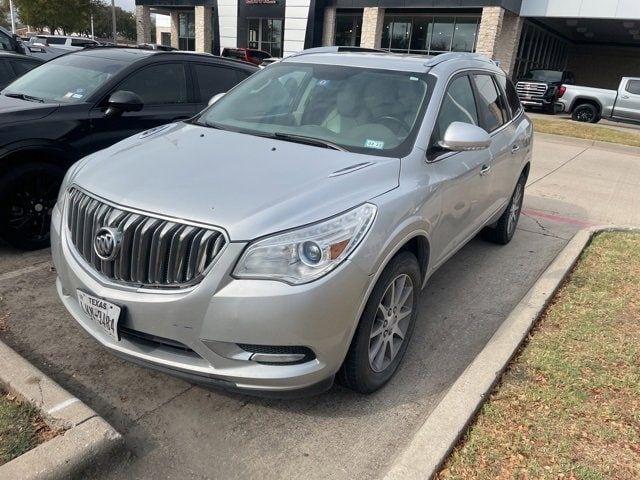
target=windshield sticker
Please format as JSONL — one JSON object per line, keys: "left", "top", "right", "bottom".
{"left": 63, "top": 92, "right": 74, "bottom": 98}
{"left": 365, "top": 139, "right": 385, "bottom": 150}
{"left": 410, "top": 76, "right": 419, "bottom": 81}
{"left": 71, "top": 93, "right": 84, "bottom": 99}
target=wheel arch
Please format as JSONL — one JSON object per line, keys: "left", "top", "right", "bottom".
{"left": 570, "top": 97, "right": 602, "bottom": 115}
{"left": 0, "top": 142, "right": 76, "bottom": 175}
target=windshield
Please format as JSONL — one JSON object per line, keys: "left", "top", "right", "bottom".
{"left": 523, "top": 70, "right": 563, "bottom": 83}
{"left": 196, "top": 63, "right": 432, "bottom": 155}
{"left": 3, "top": 54, "right": 127, "bottom": 103}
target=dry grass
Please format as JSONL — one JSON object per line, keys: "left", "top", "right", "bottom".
{"left": 0, "top": 392, "right": 56, "bottom": 466}
{"left": 532, "top": 118, "right": 640, "bottom": 148}
{"left": 437, "top": 232, "right": 640, "bottom": 480}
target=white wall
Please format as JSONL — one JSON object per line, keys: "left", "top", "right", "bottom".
{"left": 520, "top": 0, "right": 640, "bottom": 19}
{"left": 218, "top": 0, "right": 238, "bottom": 49}
{"left": 283, "top": 0, "right": 311, "bottom": 56}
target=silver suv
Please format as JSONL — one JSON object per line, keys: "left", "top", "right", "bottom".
{"left": 51, "top": 48, "right": 532, "bottom": 396}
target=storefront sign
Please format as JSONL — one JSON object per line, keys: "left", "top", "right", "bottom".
{"left": 245, "top": 0, "right": 277, "bottom": 4}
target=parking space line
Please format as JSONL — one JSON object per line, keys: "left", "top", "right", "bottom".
{"left": 522, "top": 208, "right": 594, "bottom": 227}
{"left": 0, "top": 262, "right": 52, "bottom": 283}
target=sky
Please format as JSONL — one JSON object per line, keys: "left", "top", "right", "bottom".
{"left": 114, "top": 0, "right": 136, "bottom": 12}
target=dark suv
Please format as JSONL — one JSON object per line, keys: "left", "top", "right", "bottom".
{"left": 516, "top": 69, "right": 575, "bottom": 113}
{"left": 0, "top": 48, "right": 257, "bottom": 249}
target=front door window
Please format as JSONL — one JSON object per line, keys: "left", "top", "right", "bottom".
{"left": 248, "top": 18, "right": 283, "bottom": 57}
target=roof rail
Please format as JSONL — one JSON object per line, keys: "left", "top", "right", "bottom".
{"left": 424, "top": 52, "right": 496, "bottom": 67}
{"left": 287, "top": 46, "right": 387, "bottom": 58}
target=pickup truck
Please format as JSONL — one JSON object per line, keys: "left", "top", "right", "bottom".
{"left": 557, "top": 77, "right": 640, "bottom": 124}
{"left": 516, "top": 69, "right": 575, "bottom": 113}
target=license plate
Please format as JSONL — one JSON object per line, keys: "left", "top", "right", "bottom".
{"left": 77, "top": 290, "right": 121, "bottom": 341}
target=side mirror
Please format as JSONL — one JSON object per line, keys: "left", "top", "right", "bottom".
{"left": 105, "top": 90, "right": 143, "bottom": 117}
{"left": 208, "top": 92, "right": 225, "bottom": 106}
{"left": 439, "top": 122, "right": 491, "bottom": 152}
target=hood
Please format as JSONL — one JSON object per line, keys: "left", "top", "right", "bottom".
{"left": 0, "top": 94, "right": 59, "bottom": 123}
{"left": 72, "top": 123, "right": 400, "bottom": 241}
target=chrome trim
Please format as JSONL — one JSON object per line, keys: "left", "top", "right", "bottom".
{"left": 250, "top": 353, "right": 307, "bottom": 363}
{"left": 64, "top": 186, "right": 229, "bottom": 291}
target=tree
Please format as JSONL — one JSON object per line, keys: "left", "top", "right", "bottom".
{"left": 89, "top": 2, "right": 136, "bottom": 41}
{"left": 0, "top": 0, "right": 10, "bottom": 29}
{"left": 13, "top": 0, "right": 99, "bottom": 35}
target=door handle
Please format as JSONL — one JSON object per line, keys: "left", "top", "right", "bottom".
{"left": 480, "top": 164, "right": 491, "bottom": 176}
{"left": 511, "top": 144, "right": 521, "bottom": 154}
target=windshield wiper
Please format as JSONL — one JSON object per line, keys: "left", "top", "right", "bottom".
{"left": 4, "top": 92, "right": 46, "bottom": 103}
{"left": 273, "top": 132, "right": 347, "bottom": 152}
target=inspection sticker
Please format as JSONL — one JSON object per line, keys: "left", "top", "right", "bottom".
{"left": 365, "top": 139, "right": 385, "bottom": 150}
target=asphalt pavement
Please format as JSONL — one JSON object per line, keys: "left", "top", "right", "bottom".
{"left": 0, "top": 134, "right": 637, "bottom": 480}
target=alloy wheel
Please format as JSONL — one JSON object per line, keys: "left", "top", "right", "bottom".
{"left": 368, "top": 274, "right": 414, "bottom": 373}
{"left": 507, "top": 182, "right": 524, "bottom": 236}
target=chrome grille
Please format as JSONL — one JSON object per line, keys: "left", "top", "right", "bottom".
{"left": 516, "top": 81, "right": 549, "bottom": 100}
{"left": 65, "top": 188, "right": 226, "bottom": 288}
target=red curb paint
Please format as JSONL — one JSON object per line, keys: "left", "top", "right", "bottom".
{"left": 522, "top": 208, "right": 594, "bottom": 227}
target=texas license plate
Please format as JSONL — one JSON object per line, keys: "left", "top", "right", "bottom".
{"left": 77, "top": 290, "right": 121, "bottom": 341}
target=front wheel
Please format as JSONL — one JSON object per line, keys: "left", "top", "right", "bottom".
{"left": 0, "top": 162, "right": 65, "bottom": 250}
{"left": 338, "top": 252, "right": 421, "bottom": 393}
{"left": 482, "top": 173, "right": 526, "bottom": 245}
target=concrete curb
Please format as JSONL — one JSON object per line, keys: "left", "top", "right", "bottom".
{"left": 535, "top": 132, "right": 640, "bottom": 155}
{"left": 0, "top": 339, "right": 123, "bottom": 479}
{"left": 383, "top": 226, "right": 636, "bottom": 480}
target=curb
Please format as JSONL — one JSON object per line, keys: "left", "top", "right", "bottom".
{"left": 383, "top": 226, "right": 635, "bottom": 480}
{"left": 535, "top": 132, "right": 640, "bottom": 155}
{"left": 0, "top": 339, "right": 123, "bottom": 479}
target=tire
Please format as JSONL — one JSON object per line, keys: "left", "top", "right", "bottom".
{"left": 482, "top": 173, "right": 526, "bottom": 245}
{"left": 0, "top": 162, "right": 65, "bottom": 250}
{"left": 572, "top": 103, "right": 599, "bottom": 123}
{"left": 338, "top": 251, "right": 421, "bottom": 393}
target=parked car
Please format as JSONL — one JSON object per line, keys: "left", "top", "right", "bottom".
{"left": 51, "top": 49, "right": 532, "bottom": 397}
{"left": 0, "top": 48, "right": 258, "bottom": 249}
{"left": 0, "top": 52, "right": 44, "bottom": 89}
{"left": 28, "top": 35, "right": 100, "bottom": 49}
{"left": 1, "top": 25, "right": 69, "bottom": 60}
{"left": 221, "top": 47, "right": 271, "bottom": 66}
{"left": 557, "top": 77, "right": 640, "bottom": 124}
{"left": 516, "top": 69, "right": 575, "bottom": 113}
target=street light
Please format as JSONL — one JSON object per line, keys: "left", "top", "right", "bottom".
{"left": 9, "top": 0, "right": 16, "bottom": 33}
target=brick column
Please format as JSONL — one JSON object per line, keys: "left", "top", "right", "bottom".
{"left": 360, "top": 7, "right": 385, "bottom": 49}
{"left": 476, "top": 7, "right": 523, "bottom": 76}
{"left": 322, "top": 6, "right": 336, "bottom": 46}
{"left": 170, "top": 10, "right": 180, "bottom": 49}
{"left": 195, "top": 6, "right": 212, "bottom": 53}
{"left": 135, "top": 5, "right": 151, "bottom": 44}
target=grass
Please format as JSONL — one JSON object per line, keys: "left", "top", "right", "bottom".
{"left": 0, "top": 392, "right": 52, "bottom": 465}
{"left": 532, "top": 118, "right": 640, "bottom": 147}
{"left": 437, "top": 232, "right": 640, "bottom": 480}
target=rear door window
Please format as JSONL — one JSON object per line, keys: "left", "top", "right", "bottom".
{"left": 192, "top": 64, "right": 246, "bottom": 103}
{"left": 473, "top": 74, "right": 508, "bottom": 132}
{"left": 625, "top": 80, "right": 640, "bottom": 95}
{"left": 495, "top": 74, "right": 522, "bottom": 118}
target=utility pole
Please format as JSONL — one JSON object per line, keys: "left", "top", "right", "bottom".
{"left": 90, "top": 14, "right": 94, "bottom": 40}
{"left": 9, "top": 0, "right": 16, "bottom": 33}
{"left": 111, "top": 0, "right": 117, "bottom": 43}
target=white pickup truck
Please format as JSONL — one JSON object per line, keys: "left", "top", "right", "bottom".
{"left": 557, "top": 77, "right": 640, "bottom": 124}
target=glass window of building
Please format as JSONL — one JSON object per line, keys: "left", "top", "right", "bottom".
{"left": 248, "top": 18, "right": 283, "bottom": 58}
{"left": 382, "top": 15, "right": 479, "bottom": 55}
{"left": 334, "top": 11, "right": 363, "bottom": 47}
{"left": 178, "top": 11, "right": 195, "bottom": 51}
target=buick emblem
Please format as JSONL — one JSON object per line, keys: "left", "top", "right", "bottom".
{"left": 94, "top": 227, "right": 122, "bottom": 261}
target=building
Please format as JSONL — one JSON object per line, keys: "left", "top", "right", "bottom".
{"left": 135, "top": 0, "right": 640, "bottom": 86}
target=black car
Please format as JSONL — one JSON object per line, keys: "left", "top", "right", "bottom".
{"left": 0, "top": 52, "right": 44, "bottom": 89}
{"left": 0, "top": 48, "right": 258, "bottom": 249}
{"left": 515, "top": 69, "right": 575, "bottom": 113}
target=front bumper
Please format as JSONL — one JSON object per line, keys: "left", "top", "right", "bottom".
{"left": 51, "top": 204, "right": 372, "bottom": 396}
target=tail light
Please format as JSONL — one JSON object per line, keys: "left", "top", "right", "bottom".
{"left": 557, "top": 86, "right": 567, "bottom": 98}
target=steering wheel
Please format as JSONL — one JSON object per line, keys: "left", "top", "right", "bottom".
{"left": 372, "top": 115, "right": 411, "bottom": 136}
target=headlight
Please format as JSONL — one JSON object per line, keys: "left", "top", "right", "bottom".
{"left": 234, "top": 203, "right": 377, "bottom": 285}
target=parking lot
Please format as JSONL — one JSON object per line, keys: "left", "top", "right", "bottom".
{"left": 1, "top": 134, "right": 637, "bottom": 479}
